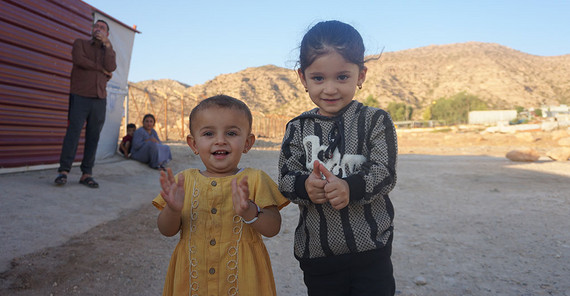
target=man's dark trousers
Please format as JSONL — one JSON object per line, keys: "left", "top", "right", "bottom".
{"left": 58, "top": 93, "right": 106, "bottom": 175}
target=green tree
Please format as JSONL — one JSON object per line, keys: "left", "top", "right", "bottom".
{"left": 363, "top": 94, "right": 379, "bottom": 108}
{"left": 386, "top": 102, "right": 413, "bottom": 121}
{"left": 534, "top": 108, "right": 543, "bottom": 117}
{"left": 422, "top": 107, "right": 432, "bottom": 121}
{"left": 515, "top": 106, "right": 524, "bottom": 114}
{"left": 428, "top": 92, "right": 488, "bottom": 124}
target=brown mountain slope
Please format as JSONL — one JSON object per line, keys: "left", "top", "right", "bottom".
{"left": 364, "top": 42, "right": 570, "bottom": 110}
{"left": 129, "top": 42, "right": 570, "bottom": 119}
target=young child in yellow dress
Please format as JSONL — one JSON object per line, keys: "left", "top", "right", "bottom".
{"left": 153, "top": 94, "right": 289, "bottom": 296}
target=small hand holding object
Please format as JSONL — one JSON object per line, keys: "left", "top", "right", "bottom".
{"left": 320, "top": 163, "right": 350, "bottom": 210}
{"left": 305, "top": 160, "right": 328, "bottom": 204}
{"left": 160, "top": 168, "right": 185, "bottom": 213}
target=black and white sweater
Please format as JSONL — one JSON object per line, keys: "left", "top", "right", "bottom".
{"left": 278, "top": 101, "right": 398, "bottom": 261}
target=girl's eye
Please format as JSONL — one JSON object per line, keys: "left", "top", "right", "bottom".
{"left": 338, "top": 75, "right": 349, "bottom": 81}
{"left": 311, "top": 76, "right": 324, "bottom": 82}
{"left": 203, "top": 131, "right": 213, "bottom": 137}
{"left": 227, "top": 131, "right": 238, "bottom": 136}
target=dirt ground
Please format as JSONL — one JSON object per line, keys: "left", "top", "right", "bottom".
{"left": 1, "top": 128, "right": 569, "bottom": 296}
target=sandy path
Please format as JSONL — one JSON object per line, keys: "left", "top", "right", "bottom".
{"left": 1, "top": 142, "right": 569, "bottom": 295}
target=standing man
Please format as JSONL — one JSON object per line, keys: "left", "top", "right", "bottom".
{"left": 54, "top": 19, "right": 117, "bottom": 188}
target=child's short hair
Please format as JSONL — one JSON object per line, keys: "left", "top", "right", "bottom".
{"left": 189, "top": 95, "right": 253, "bottom": 135}
{"left": 299, "top": 20, "right": 365, "bottom": 74}
{"left": 127, "top": 123, "right": 136, "bottom": 129}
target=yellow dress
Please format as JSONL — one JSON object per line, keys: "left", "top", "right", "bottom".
{"left": 152, "top": 168, "right": 289, "bottom": 296}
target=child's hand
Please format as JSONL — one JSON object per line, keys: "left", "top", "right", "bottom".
{"left": 320, "top": 164, "right": 350, "bottom": 210}
{"left": 231, "top": 176, "right": 254, "bottom": 218}
{"left": 160, "top": 168, "right": 185, "bottom": 213}
{"left": 305, "top": 160, "right": 328, "bottom": 204}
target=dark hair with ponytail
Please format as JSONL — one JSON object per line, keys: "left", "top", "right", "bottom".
{"left": 298, "top": 20, "right": 365, "bottom": 74}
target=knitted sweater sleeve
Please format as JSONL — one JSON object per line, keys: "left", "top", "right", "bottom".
{"left": 350, "top": 109, "right": 398, "bottom": 204}
{"left": 278, "top": 120, "right": 313, "bottom": 205}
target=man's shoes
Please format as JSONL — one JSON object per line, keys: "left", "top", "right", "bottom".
{"left": 54, "top": 174, "right": 67, "bottom": 185}
{"left": 79, "top": 177, "right": 99, "bottom": 188}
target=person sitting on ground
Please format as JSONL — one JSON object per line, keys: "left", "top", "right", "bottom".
{"left": 130, "top": 114, "right": 172, "bottom": 170}
{"left": 119, "top": 123, "right": 136, "bottom": 158}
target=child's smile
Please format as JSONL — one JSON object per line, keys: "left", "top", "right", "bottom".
{"left": 188, "top": 107, "right": 254, "bottom": 177}
{"left": 299, "top": 51, "right": 367, "bottom": 117}
{"left": 212, "top": 149, "right": 230, "bottom": 159}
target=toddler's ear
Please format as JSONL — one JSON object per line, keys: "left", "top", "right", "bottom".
{"left": 243, "top": 134, "right": 256, "bottom": 154}
{"left": 187, "top": 135, "right": 198, "bottom": 154}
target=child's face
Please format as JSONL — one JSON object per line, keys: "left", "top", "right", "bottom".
{"left": 127, "top": 127, "right": 135, "bottom": 137}
{"left": 298, "top": 51, "right": 367, "bottom": 117}
{"left": 187, "top": 107, "right": 255, "bottom": 177}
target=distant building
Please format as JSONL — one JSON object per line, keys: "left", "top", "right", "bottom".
{"left": 540, "top": 104, "right": 569, "bottom": 118}
{"left": 468, "top": 110, "right": 517, "bottom": 125}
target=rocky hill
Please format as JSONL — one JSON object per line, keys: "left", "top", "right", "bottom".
{"left": 129, "top": 42, "right": 570, "bottom": 120}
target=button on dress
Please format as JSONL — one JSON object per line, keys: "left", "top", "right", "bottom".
{"left": 153, "top": 168, "right": 289, "bottom": 296}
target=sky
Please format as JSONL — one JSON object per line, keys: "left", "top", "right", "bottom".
{"left": 84, "top": 0, "right": 570, "bottom": 86}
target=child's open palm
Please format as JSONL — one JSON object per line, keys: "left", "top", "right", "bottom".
{"left": 231, "top": 176, "right": 251, "bottom": 217}
{"left": 160, "top": 168, "right": 185, "bottom": 212}
{"left": 231, "top": 175, "right": 282, "bottom": 237}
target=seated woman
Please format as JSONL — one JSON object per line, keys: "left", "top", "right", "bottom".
{"left": 130, "top": 114, "right": 172, "bottom": 170}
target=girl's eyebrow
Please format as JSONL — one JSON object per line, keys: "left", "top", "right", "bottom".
{"left": 308, "top": 70, "right": 352, "bottom": 76}
{"left": 198, "top": 125, "right": 243, "bottom": 131}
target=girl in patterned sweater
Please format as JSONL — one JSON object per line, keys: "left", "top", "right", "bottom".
{"left": 278, "top": 20, "right": 398, "bottom": 296}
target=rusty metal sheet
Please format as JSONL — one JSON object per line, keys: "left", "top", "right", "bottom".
{"left": 0, "top": 0, "right": 91, "bottom": 42}
{"left": 9, "top": 0, "right": 92, "bottom": 33}
{"left": 0, "top": 102, "right": 69, "bottom": 127}
{"left": 0, "top": 0, "right": 93, "bottom": 168}
{"left": 0, "top": 84, "right": 68, "bottom": 110}
{"left": 0, "top": 42, "right": 71, "bottom": 77}
{"left": 0, "top": 144, "right": 83, "bottom": 167}
{"left": 0, "top": 125, "right": 66, "bottom": 146}
{"left": 0, "top": 21, "right": 73, "bottom": 60}
{"left": 49, "top": 0, "right": 93, "bottom": 21}
{"left": 0, "top": 63, "right": 70, "bottom": 94}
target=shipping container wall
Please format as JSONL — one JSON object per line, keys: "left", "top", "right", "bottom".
{"left": 1, "top": 0, "right": 92, "bottom": 168}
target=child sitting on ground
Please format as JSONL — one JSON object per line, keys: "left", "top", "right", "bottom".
{"left": 119, "top": 123, "right": 136, "bottom": 158}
